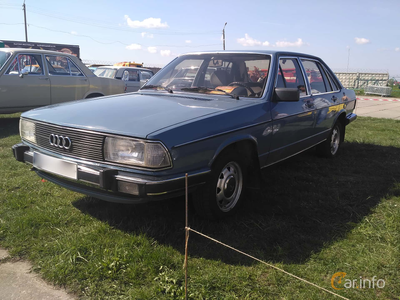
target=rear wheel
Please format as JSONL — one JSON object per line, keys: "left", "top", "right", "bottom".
{"left": 193, "top": 152, "right": 246, "bottom": 219}
{"left": 317, "top": 121, "right": 343, "bottom": 157}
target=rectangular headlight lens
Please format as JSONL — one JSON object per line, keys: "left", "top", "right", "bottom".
{"left": 104, "top": 137, "right": 171, "bottom": 168}
{"left": 20, "top": 119, "right": 36, "bottom": 144}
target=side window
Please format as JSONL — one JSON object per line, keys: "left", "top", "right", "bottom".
{"left": 6, "top": 54, "right": 43, "bottom": 75}
{"left": 278, "top": 58, "right": 307, "bottom": 96}
{"left": 140, "top": 71, "right": 152, "bottom": 80}
{"left": 301, "top": 60, "right": 327, "bottom": 94}
{"left": 68, "top": 59, "right": 84, "bottom": 76}
{"left": 122, "top": 70, "right": 129, "bottom": 81}
{"left": 5, "top": 57, "right": 19, "bottom": 74}
{"left": 245, "top": 59, "right": 269, "bottom": 83}
{"left": 324, "top": 67, "right": 340, "bottom": 91}
{"left": 128, "top": 70, "right": 139, "bottom": 81}
{"left": 46, "top": 55, "right": 70, "bottom": 76}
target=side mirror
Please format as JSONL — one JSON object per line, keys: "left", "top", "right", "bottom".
{"left": 19, "top": 69, "right": 29, "bottom": 78}
{"left": 273, "top": 88, "right": 300, "bottom": 102}
{"left": 115, "top": 75, "right": 122, "bottom": 79}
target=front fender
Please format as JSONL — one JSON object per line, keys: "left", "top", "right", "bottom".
{"left": 210, "top": 134, "right": 258, "bottom": 167}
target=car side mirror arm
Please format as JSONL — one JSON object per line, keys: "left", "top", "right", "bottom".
{"left": 273, "top": 87, "right": 300, "bottom": 102}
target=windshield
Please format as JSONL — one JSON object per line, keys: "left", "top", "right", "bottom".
{"left": 94, "top": 68, "right": 117, "bottom": 78}
{"left": 142, "top": 53, "right": 271, "bottom": 98}
{"left": 0, "top": 51, "right": 12, "bottom": 71}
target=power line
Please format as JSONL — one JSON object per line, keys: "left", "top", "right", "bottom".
{"left": 27, "top": 9, "right": 220, "bottom": 36}
{"left": 28, "top": 24, "right": 220, "bottom": 48}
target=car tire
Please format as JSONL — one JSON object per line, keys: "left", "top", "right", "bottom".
{"left": 316, "top": 121, "right": 343, "bottom": 158}
{"left": 192, "top": 152, "right": 247, "bottom": 219}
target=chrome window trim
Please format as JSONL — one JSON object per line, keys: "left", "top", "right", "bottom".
{"left": 274, "top": 56, "right": 311, "bottom": 99}
{"left": 21, "top": 118, "right": 173, "bottom": 171}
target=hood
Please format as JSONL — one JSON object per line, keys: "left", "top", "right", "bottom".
{"left": 22, "top": 92, "right": 251, "bottom": 138}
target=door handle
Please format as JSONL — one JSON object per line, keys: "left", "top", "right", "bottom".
{"left": 38, "top": 77, "right": 49, "bottom": 80}
{"left": 79, "top": 78, "right": 88, "bottom": 81}
{"left": 332, "top": 96, "right": 337, "bottom": 102}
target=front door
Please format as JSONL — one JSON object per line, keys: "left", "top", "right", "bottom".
{"left": 267, "top": 57, "right": 315, "bottom": 165}
{"left": 0, "top": 53, "right": 50, "bottom": 112}
{"left": 45, "top": 55, "right": 89, "bottom": 104}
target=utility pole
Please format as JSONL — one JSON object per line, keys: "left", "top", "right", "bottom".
{"left": 23, "top": 1, "right": 28, "bottom": 42}
{"left": 346, "top": 47, "right": 350, "bottom": 73}
{"left": 222, "top": 22, "right": 227, "bottom": 50}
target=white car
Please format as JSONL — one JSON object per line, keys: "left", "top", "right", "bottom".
{"left": 0, "top": 48, "right": 125, "bottom": 114}
{"left": 94, "top": 66, "right": 154, "bottom": 92}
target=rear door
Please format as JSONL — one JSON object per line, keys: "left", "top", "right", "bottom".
{"left": 300, "top": 59, "right": 342, "bottom": 138}
{"left": 267, "top": 57, "right": 315, "bottom": 164}
{"left": 0, "top": 53, "right": 50, "bottom": 112}
{"left": 46, "top": 55, "right": 89, "bottom": 104}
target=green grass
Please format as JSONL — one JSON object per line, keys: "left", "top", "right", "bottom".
{"left": 1, "top": 115, "right": 400, "bottom": 299}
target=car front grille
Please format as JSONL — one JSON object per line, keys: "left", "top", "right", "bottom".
{"left": 33, "top": 122, "right": 104, "bottom": 161}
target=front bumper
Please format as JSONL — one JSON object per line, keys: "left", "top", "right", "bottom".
{"left": 12, "top": 143, "right": 210, "bottom": 204}
{"left": 346, "top": 113, "right": 357, "bottom": 125}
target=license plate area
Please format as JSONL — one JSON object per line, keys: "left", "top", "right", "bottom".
{"left": 33, "top": 152, "right": 77, "bottom": 180}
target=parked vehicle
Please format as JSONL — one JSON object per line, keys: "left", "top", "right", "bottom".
{"left": 13, "top": 51, "right": 357, "bottom": 219}
{"left": 94, "top": 66, "right": 154, "bottom": 92}
{"left": 0, "top": 48, "right": 125, "bottom": 114}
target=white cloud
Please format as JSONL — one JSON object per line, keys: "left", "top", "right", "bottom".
{"left": 141, "top": 32, "right": 154, "bottom": 38}
{"left": 160, "top": 50, "right": 171, "bottom": 57}
{"left": 185, "top": 40, "right": 191, "bottom": 44}
{"left": 237, "top": 34, "right": 269, "bottom": 47}
{"left": 126, "top": 43, "right": 142, "bottom": 50}
{"left": 147, "top": 46, "right": 157, "bottom": 54}
{"left": 71, "top": 31, "right": 78, "bottom": 35}
{"left": 355, "top": 37, "right": 370, "bottom": 45}
{"left": 124, "top": 15, "right": 168, "bottom": 28}
{"left": 396, "top": 47, "right": 400, "bottom": 52}
{"left": 274, "top": 38, "right": 305, "bottom": 47}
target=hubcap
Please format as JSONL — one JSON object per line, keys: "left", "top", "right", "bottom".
{"left": 330, "top": 127, "right": 340, "bottom": 155}
{"left": 216, "top": 162, "right": 243, "bottom": 212}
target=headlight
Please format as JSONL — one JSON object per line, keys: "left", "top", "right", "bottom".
{"left": 104, "top": 137, "right": 171, "bottom": 168}
{"left": 20, "top": 119, "right": 36, "bottom": 144}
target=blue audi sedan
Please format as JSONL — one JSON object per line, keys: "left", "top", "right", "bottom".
{"left": 13, "top": 51, "right": 357, "bottom": 219}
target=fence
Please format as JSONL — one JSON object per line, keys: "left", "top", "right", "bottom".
{"left": 334, "top": 72, "right": 389, "bottom": 89}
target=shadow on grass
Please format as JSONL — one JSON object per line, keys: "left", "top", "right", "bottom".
{"left": 0, "top": 117, "right": 20, "bottom": 139}
{"left": 73, "top": 141, "right": 400, "bottom": 265}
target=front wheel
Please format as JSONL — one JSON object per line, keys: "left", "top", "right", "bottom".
{"left": 193, "top": 153, "right": 246, "bottom": 219}
{"left": 316, "top": 122, "right": 343, "bottom": 157}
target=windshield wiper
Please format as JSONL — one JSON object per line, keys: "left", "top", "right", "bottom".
{"left": 180, "top": 87, "right": 239, "bottom": 100}
{"left": 141, "top": 85, "right": 173, "bottom": 93}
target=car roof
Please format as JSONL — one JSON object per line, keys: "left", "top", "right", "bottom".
{"left": 180, "top": 50, "right": 321, "bottom": 60}
{"left": 0, "top": 47, "right": 77, "bottom": 57}
{"left": 96, "top": 66, "right": 153, "bottom": 72}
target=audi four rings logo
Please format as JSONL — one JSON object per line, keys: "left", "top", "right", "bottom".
{"left": 49, "top": 134, "right": 72, "bottom": 150}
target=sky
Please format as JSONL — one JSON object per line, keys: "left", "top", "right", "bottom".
{"left": 1, "top": 0, "right": 399, "bottom": 77}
